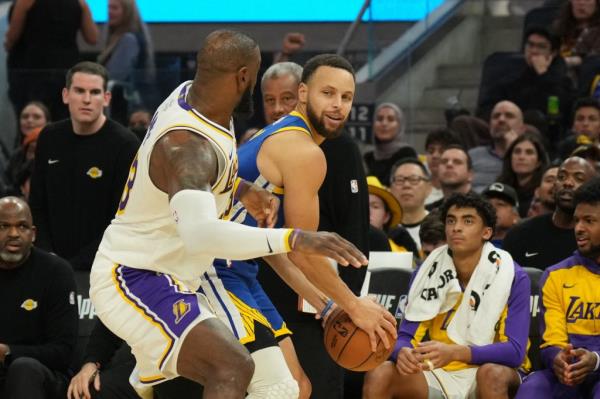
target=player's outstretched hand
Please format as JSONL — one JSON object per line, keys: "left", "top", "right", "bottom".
{"left": 67, "top": 362, "right": 101, "bottom": 399}
{"left": 346, "top": 297, "right": 397, "bottom": 352}
{"left": 238, "top": 181, "right": 280, "bottom": 227}
{"left": 291, "top": 230, "right": 368, "bottom": 267}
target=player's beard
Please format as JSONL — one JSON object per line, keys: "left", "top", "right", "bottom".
{"left": 579, "top": 242, "right": 600, "bottom": 260}
{"left": 233, "top": 86, "right": 254, "bottom": 120}
{"left": 307, "top": 102, "right": 345, "bottom": 139}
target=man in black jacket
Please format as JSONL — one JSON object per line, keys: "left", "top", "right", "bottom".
{"left": 0, "top": 196, "right": 78, "bottom": 398}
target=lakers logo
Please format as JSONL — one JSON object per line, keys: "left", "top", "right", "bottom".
{"left": 21, "top": 299, "right": 38, "bottom": 311}
{"left": 87, "top": 167, "right": 103, "bottom": 179}
{"left": 173, "top": 299, "right": 191, "bottom": 324}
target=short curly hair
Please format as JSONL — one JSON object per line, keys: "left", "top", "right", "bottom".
{"left": 574, "top": 177, "right": 600, "bottom": 207}
{"left": 440, "top": 192, "right": 497, "bottom": 237}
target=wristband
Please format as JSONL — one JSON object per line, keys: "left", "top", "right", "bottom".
{"left": 594, "top": 351, "right": 600, "bottom": 371}
{"left": 320, "top": 299, "right": 334, "bottom": 319}
{"left": 288, "top": 228, "right": 301, "bottom": 250}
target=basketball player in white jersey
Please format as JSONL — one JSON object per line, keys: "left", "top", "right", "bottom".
{"left": 88, "top": 30, "right": 369, "bottom": 399}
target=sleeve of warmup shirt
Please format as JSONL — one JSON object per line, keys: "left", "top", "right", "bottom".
{"left": 539, "top": 269, "right": 569, "bottom": 370}
{"left": 469, "top": 265, "right": 531, "bottom": 368}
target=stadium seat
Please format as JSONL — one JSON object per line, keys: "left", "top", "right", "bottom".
{"left": 71, "top": 270, "right": 97, "bottom": 370}
{"left": 523, "top": 267, "right": 544, "bottom": 371}
{"left": 367, "top": 267, "right": 413, "bottom": 324}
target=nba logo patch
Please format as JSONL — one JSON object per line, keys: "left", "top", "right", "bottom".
{"left": 350, "top": 179, "right": 359, "bottom": 193}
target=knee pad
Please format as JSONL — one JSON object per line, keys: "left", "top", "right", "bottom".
{"left": 246, "top": 346, "right": 299, "bottom": 399}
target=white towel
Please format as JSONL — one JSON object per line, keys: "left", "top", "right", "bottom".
{"left": 405, "top": 242, "right": 515, "bottom": 346}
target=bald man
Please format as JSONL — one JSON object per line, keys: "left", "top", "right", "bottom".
{"left": 88, "top": 30, "right": 368, "bottom": 399}
{"left": 0, "top": 197, "right": 78, "bottom": 399}
{"left": 469, "top": 100, "right": 524, "bottom": 192}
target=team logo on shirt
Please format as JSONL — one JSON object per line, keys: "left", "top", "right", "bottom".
{"left": 173, "top": 299, "right": 191, "bottom": 324}
{"left": 87, "top": 167, "right": 103, "bottom": 179}
{"left": 21, "top": 299, "right": 38, "bottom": 311}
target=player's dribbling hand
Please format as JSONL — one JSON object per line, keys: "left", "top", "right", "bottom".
{"left": 67, "top": 362, "right": 101, "bottom": 399}
{"left": 395, "top": 347, "right": 422, "bottom": 375}
{"left": 292, "top": 231, "right": 368, "bottom": 267}
{"left": 238, "top": 183, "right": 280, "bottom": 227}
{"left": 347, "top": 297, "right": 397, "bottom": 352}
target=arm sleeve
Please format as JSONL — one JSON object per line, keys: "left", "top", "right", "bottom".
{"left": 470, "top": 267, "right": 531, "bottom": 368}
{"left": 105, "top": 33, "right": 140, "bottom": 81}
{"left": 539, "top": 270, "right": 568, "bottom": 370}
{"left": 83, "top": 319, "right": 124, "bottom": 366}
{"left": 28, "top": 128, "right": 52, "bottom": 251}
{"left": 9, "top": 260, "right": 78, "bottom": 371}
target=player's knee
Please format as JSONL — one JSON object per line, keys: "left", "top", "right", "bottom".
{"left": 7, "top": 357, "right": 44, "bottom": 381}
{"left": 363, "top": 361, "right": 396, "bottom": 398}
{"left": 212, "top": 351, "right": 255, "bottom": 389}
{"left": 477, "top": 363, "right": 517, "bottom": 394}
{"left": 247, "top": 378, "right": 299, "bottom": 399}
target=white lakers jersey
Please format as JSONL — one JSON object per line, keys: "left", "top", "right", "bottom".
{"left": 95, "top": 81, "right": 238, "bottom": 288}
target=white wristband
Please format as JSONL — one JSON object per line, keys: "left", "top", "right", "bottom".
{"left": 593, "top": 351, "right": 600, "bottom": 372}
{"left": 170, "top": 189, "right": 293, "bottom": 260}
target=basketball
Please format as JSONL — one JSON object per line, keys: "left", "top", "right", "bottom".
{"left": 323, "top": 307, "right": 395, "bottom": 371}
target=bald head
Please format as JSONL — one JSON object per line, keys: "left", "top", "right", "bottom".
{"left": 554, "top": 157, "right": 598, "bottom": 213}
{"left": 490, "top": 101, "right": 524, "bottom": 138}
{"left": 0, "top": 196, "right": 32, "bottom": 222}
{"left": 195, "top": 30, "right": 259, "bottom": 80}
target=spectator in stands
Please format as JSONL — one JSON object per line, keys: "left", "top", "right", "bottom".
{"left": 3, "top": 126, "right": 42, "bottom": 198}
{"left": 98, "top": 0, "right": 156, "bottom": 121}
{"left": 14, "top": 100, "right": 50, "bottom": 149}
{"left": 364, "top": 103, "right": 418, "bottom": 184}
{"left": 497, "top": 132, "right": 550, "bottom": 217}
{"left": 469, "top": 101, "right": 524, "bottom": 193}
{"left": 423, "top": 128, "right": 461, "bottom": 205}
{"left": 261, "top": 62, "right": 302, "bottom": 124}
{"left": 0, "top": 196, "right": 78, "bottom": 398}
{"left": 127, "top": 108, "right": 151, "bottom": 140}
{"left": 427, "top": 145, "right": 474, "bottom": 210}
{"left": 389, "top": 158, "right": 432, "bottom": 253}
{"left": 482, "top": 182, "right": 521, "bottom": 247}
{"left": 503, "top": 156, "right": 597, "bottom": 269}
{"left": 273, "top": 32, "right": 306, "bottom": 64}
{"left": 528, "top": 165, "right": 559, "bottom": 217}
{"left": 418, "top": 209, "right": 446, "bottom": 258}
{"left": 449, "top": 115, "right": 491, "bottom": 150}
{"left": 554, "top": 0, "right": 600, "bottom": 70}
{"left": 29, "top": 62, "right": 139, "bottom": 270}
{"left": 515, "top": 176, "right": 600, "bottom": 399}
{"left": 363, "top": 192, "right": 531, "bottom": 399}
{"left": 5, "top": 0, "right": 98, "bottom": 120}
{"left": 557, "top": 97, "right": 600, "bottom": 160}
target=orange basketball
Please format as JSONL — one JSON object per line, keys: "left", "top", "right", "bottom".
{"left": 323, "top": 307, "right": 395, "bottom": 371}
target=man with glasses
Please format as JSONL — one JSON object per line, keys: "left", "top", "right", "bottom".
{"left": 427, "top": 145, "right": 475, "bottom": 211}
{"left": 390, "top": 158, "right": 432, "bottom": 252}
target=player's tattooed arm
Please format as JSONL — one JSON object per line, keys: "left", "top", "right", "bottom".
{"left": 149, "top": 130, "right": 219, "bottom": 198}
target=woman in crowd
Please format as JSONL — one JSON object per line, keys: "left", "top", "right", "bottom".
{"left": 98, "top": 0, "right": 156, "bottom": 120}
{"left": 554, "top": 0, "right": 600, "bottom": 70}
{"left": 5, "top": 0, "right": 97, "bottom": 120}
{"left": 15, "top": 100, "right": 50, "bottom": 148}
{"left": 497, "top": 132, "right": 550, "bottom": 217}
{"left": 363, "top": 103, "right": 417, "bottom": 184}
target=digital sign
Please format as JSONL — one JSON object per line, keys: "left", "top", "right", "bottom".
{"left": 89, "top": 0, "right": 444, "bottom": 23}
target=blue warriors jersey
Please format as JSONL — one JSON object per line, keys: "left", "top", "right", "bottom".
{"left": 214, "top": 111, "right": 313, "bottom": 279}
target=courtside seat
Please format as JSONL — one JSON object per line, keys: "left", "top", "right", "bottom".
{"left": 523, "top": 267, "right": 544, "bottom": 371}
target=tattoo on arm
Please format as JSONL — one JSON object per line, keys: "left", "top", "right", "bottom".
{"left": 150, "top": 130, "right": 219, "bottom": 198}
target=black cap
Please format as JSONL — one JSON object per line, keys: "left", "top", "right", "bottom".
{"left": 483, "top": 182, "right": 519, "bottom": 208}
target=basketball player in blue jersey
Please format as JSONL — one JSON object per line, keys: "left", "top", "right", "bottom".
{"left": 88, "top": 31, "right": 371, "bottom": 399}
{"left": 202, "top": 54, "right": 398, "bottom": 398}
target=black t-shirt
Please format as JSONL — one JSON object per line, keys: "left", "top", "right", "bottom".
{"left": 503, "top": 213, "right": 576, "bottom": 270}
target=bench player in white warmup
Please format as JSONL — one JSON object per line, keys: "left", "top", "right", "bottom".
{"left": 88, "top": 30, "right": 369, "bottom": 399}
